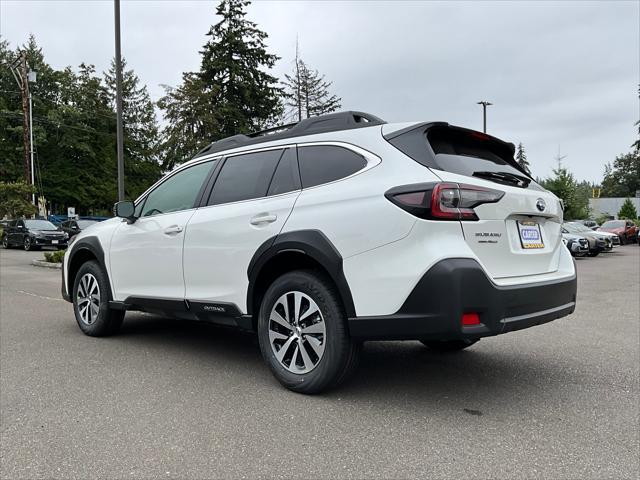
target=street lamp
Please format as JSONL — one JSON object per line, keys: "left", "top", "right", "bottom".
{"left": 477, "top": 101, "right": 492, "bottom": 133}
{"left": 28, "top": 70, "right": 37, "bottom": 207}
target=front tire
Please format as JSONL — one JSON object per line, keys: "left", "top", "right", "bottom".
{"left": 258, "top": 270, "right": 360, "bottom": 394}
{"left": 2, "top": 235, "right": 9, "bottom": 249}
{"left": 420, "top": 339, "right": 479, "bottom": 352}
{"left": 72, "top": 260, "right": 124, "bottom": 336}
{"left": 23, "top": 237, "right": 36, "bottom": 251}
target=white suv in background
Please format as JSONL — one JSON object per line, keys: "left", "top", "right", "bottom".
{"left": 62, "top": 111, "right": 577, "bottom": 393}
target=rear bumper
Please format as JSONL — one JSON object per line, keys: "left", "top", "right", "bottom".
{"left": 348, "top": 258, "right": 577, "bottom": 340}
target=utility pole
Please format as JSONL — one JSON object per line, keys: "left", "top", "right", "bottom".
{"left": 114, "top": 0, "right": 125, "bottom": 201}
{"left": 10, "top": 51, "right": 31, "bottom": 188}
{"left": 477, "top": 101, "right": 492, "bottom": 133}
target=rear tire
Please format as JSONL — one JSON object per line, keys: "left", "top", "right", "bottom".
{"left": 2, "top": 235, "right": 10, "bottom": 249}
{"left": 420, "top": 339, "right": 479, "bottom": 352}
{"left": 258, "top": 270, "right": 360, "bottom": 394}
{"left": 72, "top": 260, "right": 124, "bottom": 337}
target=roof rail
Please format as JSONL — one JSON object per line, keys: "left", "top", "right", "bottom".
{"left": 195, "top": 110, "right": 386, "bottom": 158}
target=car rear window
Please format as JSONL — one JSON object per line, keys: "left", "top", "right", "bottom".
{"left": 298, "top": 145, "right": 367, "bottom": 188}
{"left": 427, "top": 127, "right": 528, "bottom": 179}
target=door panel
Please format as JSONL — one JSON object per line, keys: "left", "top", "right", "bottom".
{"left": 108, "top": 159, "right": 215, "bottom": 301}
{"left": 109, "top": 210, "right": 196, "bottom": 300}
{"left": 183, "top": 191, "right": 300, "bottom": 311}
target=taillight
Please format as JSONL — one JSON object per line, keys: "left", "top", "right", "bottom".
{"left": 385, "top": 182, "right": 504, "bottom": 221}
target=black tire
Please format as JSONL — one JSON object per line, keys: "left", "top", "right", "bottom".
{"left": 257, "top": 270, "right": 360, "bottom": 394}
{"left": 619, "top": 235, "right": 625, "bottom": 245}
{"left": 72, "top": 260, "right": 124, "bottom": 337}
{"left": 23, "top": 237, "right": 36, "bottom": 251}
{"left": 1, "top": 235, "right": 10, "bottom": 249}
{"left": 420, "top": 339, "right": 479, "bottom": 352}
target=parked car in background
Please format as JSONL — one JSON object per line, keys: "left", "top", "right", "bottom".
{"left": 597, "top": 220, "right": 638, "bottom": 245}
{"left": 580, "top": 219, "right": 599, "bottom": 230}
{"left": 59, "top": 219, "right": 99, "bottom": 239}
{"left": 565, "top": 221, "right": 615, "bottom": 250}
{"left": 2, "top": 218, "right": 68, "bottom": 251}
{"left": 562, "top": 223, "right": 606, "bottom": 256}
{"left": 561, "top": 232, "right": 589, "bottom": 257}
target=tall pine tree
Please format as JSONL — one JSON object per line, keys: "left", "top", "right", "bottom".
{"left": 105, "top": 58, "right": 161, "bottom": 198}
{"left": 515, "top": 142, "right": 531, "bottom": 175}
{"left": 282, "top": 49, "right": 341, "bottom": 122}
{"left": 158, "top": 0, "right": 282, "bottom": 169}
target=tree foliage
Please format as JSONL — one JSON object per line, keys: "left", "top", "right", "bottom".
{"left": 618, "top": 198, "right": 638, "bottom": 220}
{"left": 0, "top": 181, "right": 37, "bottom": 218}
{"left": 515, "top": 142, "right": 530, "bottom": 175}
{"left": 0, "top": 35, "right": 161, "bottom": 214}
{"left": 540, "top": 167, "right": 590, "bottom": 220}
{"left": 601, "top": 151, "right": 640, "bottom": 198}
{"left": 158, "top": 0, "right": 282, "bottom": 170}
{"left": 282, "top": 56, "right": 341, "bottom": 122}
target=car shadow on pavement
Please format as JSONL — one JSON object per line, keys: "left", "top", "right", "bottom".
{"left": 116, "top": 312, "right": 578, "bottom": 412}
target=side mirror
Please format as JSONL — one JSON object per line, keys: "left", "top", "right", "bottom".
{"left": 114, "top": 201, "right": 136, "bottom": 222}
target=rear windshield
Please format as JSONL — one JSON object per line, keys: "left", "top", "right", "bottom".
{"left": 427, "top": 127, "right": 532, "bottom": 183}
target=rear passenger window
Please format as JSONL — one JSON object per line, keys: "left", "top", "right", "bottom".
{"left": 267, "top": 148, "right": 300, "bottom": 196}
{"left": 209, "top": 149, "right": 283, "bottom": 205}
{"left": 298, "top": 146, "right": 367, "bottom": 188}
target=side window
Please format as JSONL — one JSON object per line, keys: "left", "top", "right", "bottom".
{"left": 141, "top": 160, "right": 215, "bottom": 217}
{"left": 267, "top": 148, "right": 300, "bottom": 196}
{"left": 298, "top": 145, "right": 367, "bottom": 188}
{"left": 208, "top": 149, "right": 283, "bottom": 205}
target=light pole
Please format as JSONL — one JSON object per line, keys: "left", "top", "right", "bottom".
{"left": 477, "top": 101, "right": 492, "bottom": 133}
{"left": 28, "top": 70, "right": 37, "bottom": 207}
{"left": 114, "top": 0, "right": 125, "bottom": 201}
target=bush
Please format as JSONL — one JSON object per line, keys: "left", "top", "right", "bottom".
{"left": 43, "top": 250, "right": 66, "bottom": 263}
{"left": 618, "top": 198, "right": 638, "bottom": 220}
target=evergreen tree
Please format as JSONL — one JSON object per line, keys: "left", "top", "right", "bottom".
{"left": 105, "top": 58, "right": 161, "bottom": 198}
{"left": 200, "top": 0, "right": 281, "bottom": 136}
{"left": 282, "top": 49, "right": 341, "bottom": 121}
{"left": 157, "top": 73, "right": 218, "bottom": 171}
{"left": 515, "top": 142, "right": 531, "bottom": 175}
{"left": 540, "top": 167, "right": 589, "bottom": 220}
{"left": 601, "top": 151, "right": 640, "bottom": 198}
{"left": 158, "top": 0, "right": 282, "bottom": 168}
{"left": 618, "top": 198, "right": 638, "bottom": 220}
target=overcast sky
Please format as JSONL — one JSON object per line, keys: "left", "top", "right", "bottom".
{"left": 1, "top": 0, "right": 638, "bottom": 182}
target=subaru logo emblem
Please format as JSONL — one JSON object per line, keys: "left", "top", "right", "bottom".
{"left": 536, "top": 198, "right": 546, "bottom": 212}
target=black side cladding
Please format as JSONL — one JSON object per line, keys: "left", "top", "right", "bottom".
{"left": 65, "top": 236, "right": 110, "bottom": 301}
{"left": 247, "top": 230, "right": 356, "bottom": 318}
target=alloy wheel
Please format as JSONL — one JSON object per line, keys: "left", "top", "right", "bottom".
{"left": 76, "top": 273, "right": 101, "bottom": 326}
{"left": 268, "top": 291, "right": 326, "bottom": 374}
{"left": 23, "top": 237, "right": 31, "bottom": 251}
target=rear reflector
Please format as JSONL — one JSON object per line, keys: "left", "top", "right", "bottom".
{"left": 461, "top": 312, "right": 481, "bottom": 326}
{"left": 385, "top": 182, "right": 504, "bottom": 221}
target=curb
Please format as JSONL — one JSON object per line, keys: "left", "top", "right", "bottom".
{"left": 32, "top": 259, "right": 62, "bottom": 269}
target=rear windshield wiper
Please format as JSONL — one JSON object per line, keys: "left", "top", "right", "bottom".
{"left": 472, "top": 171, "right": 531, "bottom": 188}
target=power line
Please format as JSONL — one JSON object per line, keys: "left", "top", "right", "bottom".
{"left": 0, "top": 110, "right": 117, "bottom": 138}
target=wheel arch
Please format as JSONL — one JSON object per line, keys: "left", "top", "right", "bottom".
{"left": 247, "top": 230, "right": 356, "bottom": 328}
{"left": 67, "top": 237, "right": 112, "bottom": 299}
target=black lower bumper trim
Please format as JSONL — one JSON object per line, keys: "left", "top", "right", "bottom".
{"left": 348, "top": 258, "right": 577, "bottom": 341}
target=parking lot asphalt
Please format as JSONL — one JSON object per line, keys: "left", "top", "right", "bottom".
{"left": 1, "top": 246, "right": 639, "bottom": 479}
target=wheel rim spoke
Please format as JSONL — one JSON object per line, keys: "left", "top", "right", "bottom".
{"left": 269, "top": 291, "right": 326, "bottom": 375}
{"left": 76, "top": 273, "right": 100, "bottom": 326}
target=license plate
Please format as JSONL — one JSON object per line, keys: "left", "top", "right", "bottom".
{"left": 517, "top": 221, "right": 544, "bottom": 249}
{"left": 52, "top": 240, "right": 59, "bottom": 244}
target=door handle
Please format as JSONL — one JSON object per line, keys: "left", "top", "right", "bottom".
{"left": 250, "top": 214, "right": 277, "bottom": 225}
{"left": 164, "top": 225, "right": 183, "bottom": 235}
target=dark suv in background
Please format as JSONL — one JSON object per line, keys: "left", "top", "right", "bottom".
{"left": 2, "top": 219, "right": 68, "bottom": 251}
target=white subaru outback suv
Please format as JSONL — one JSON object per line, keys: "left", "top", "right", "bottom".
{"left": 62, "top": 111, "right": 577, "bottom": 394}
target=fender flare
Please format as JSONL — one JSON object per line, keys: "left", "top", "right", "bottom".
{"left": 247, "top": 230, "right": 356, "bottom": 317}
{"left": 66, "top": 236, "right": 112, "bottom": 298}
